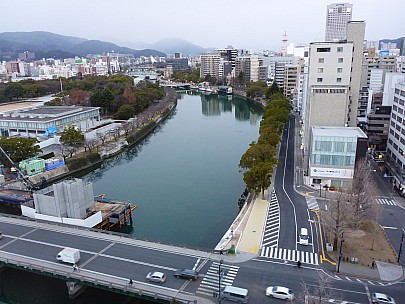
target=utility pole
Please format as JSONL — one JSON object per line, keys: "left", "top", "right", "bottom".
{"left": 218, "top": 259, "right": 223, "bottom": 303}
{"left": 337, "top": 232, "right": 344, "bottom": 273}
{"left": 398, "top": 231, "right": 404, "bottom": 263}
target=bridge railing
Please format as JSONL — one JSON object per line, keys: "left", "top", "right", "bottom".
{"left": 0, "top": 253, "right": 198, "bottom": 304}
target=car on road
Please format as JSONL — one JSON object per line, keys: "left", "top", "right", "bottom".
{"left": 174, "top": 269, "right": 199, "bottom": 280}
{"left": 371, "top": 292, "right": 396, "bottom": 304}
{"left": 146, "top": 271, "right": 166, "bottom": 284}
{"left": 266, "top": 286, "right": 294, "bottom": 300}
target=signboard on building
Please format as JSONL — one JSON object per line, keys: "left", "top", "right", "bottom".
{"left": 310, "top": 167, "right": 353, "bottom": 178}
{"left": 379, "top": 50, "right": 389, "bottom": 56}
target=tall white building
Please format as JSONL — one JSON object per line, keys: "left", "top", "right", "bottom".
{"left": 386, "top": 80, "right": 405, "bottom": 196}
{"left": 302, "top": 21, "right": 365, "bottom": 175}
{"left": 325, "top": 3, "right": 353, "bottom": 41}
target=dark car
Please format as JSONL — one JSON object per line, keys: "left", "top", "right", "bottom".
{"left": 174, "top": 269, "right": 199, "bottom": 281}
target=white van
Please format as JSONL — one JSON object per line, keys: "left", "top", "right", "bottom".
{"left": 299, "top": 228, "right": 309, "bottom": 246}
{"left": 56, "top": 247, "right": 81, "bottom": 264}
{"left": 220, "top": 286, "right": 249, "bottom": 303}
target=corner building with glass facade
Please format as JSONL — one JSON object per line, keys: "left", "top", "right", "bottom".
{"left": 309, "top": 126, "right": 368, "bottom": 188}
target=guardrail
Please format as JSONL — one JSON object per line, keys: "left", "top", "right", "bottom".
{"left": 0, "top": 253, "right": 197, "bottom": 304}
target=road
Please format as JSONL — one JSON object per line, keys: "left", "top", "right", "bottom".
{"left": 0, "top": 114, "right": 404, "bottom": 303}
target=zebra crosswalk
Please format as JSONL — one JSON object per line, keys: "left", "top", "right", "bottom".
{"left": 306, "top": 197, "right": 319, "bottom": 210}
{"left": 260, "top": 246, "right": 319, "bottom": 265}
{"left": 262, "top": 191, "right": 280, "bottom": 247}
{"left": 196, "top": 262, "right": 240, "bottom": 297}
{"left": 375, "top": 198, "right": 397, "bottom": 206}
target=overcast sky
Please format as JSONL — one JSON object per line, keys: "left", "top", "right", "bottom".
{"left": 1, "top": 0, "right": 404, "bottom": 52}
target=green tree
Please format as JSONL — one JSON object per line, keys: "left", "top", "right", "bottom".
{"left": 265, "top": 81, "right": 283, "bottom": 99}
{"left": 3, "top": 82, "right": 25, "bottom": 102}
{"left": 243, "top": 162, "right": 274, "bottom": 199}
{"left": 0, "top": 137, "right": 42, "bottom": 165}
{"left": 90, "top": 88, "right": 114, "bottom": 114}
{"left": 114, "top": 104, "right": 135, "bottom": 120}
{"left": 45, "top": 97, "right": 64, "bottom": 106}
{"left": 60, "top": 125, "right": 85, "bottom": 146}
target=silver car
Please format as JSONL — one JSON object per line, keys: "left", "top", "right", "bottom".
{"left": 146, "top": 271, "right": 166, "bottom": 284}
{"left": 371, "top": 293, "right": 396, "bottom": 304}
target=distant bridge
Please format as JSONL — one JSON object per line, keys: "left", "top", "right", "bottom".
{"left": 160, "top": 82, "right": 192, "bottom": 90}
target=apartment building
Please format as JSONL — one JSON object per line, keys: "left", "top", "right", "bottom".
{"left": 200, "top": 53, "right": 221, "bottom": 79}
{"left": 386, "top": 81, "right": 405, "bottom": 196}
{"left": 325, "top": 3, "right": 353, "bottom": 41}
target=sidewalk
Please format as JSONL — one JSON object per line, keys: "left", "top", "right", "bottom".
{"left": 337, "top": 261, "right": 404, "bottom": 282}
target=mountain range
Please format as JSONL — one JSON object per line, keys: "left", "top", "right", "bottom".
{"left": 0, "top": 31, "right": 212, "bottom": 61}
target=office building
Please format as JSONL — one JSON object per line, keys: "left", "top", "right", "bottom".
{"left": 386, "top": 80, "right": 405, "bottom": 196}
{"left": 309, "top": 126, "right": 367, "bottom": 188}
{"left": 325, "top": 3, "right": 353, "bottom": 41}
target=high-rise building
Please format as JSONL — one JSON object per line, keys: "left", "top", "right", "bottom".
{"left": 302, "top": 21, "right": 365, "bottom": 180}
{"left": 200, "top": 54, "right": 221, "bottom": 79}
{"left": 325, "top": 3, "right": 353, "bottom": 41}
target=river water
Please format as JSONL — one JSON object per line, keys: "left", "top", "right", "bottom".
{"left": 0, "top": 92, "right": 263, "bottom": 304}
{"left": 80, "top": 92, "right": 263, "bottom": 249}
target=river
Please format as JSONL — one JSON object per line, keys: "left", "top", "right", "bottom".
{"left": 0, "top": 92, "right": 263, "bottom": 304}
{"left": 80, "top": 92, "right": 263, "bottom": 249}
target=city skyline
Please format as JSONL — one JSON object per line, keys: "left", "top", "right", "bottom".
{"left": 1, "top": 0, "right": 404, "bottom": 53}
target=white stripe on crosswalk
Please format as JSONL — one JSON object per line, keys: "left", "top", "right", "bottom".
{"left": 260, "top": 246, "right": 319, "bottom": 265}
{"left": 375, "top": 198, "right": 397, "bottom": 206}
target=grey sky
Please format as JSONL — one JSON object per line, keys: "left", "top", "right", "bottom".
{"left": 1, "top": 0, "right": 403, "bottom": 52}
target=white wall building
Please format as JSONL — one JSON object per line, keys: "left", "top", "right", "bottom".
{"left": 386, "top": 81, "right": 405, "bottom": 196}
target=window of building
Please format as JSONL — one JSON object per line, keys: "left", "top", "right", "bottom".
{"left": 338, "top": 58, "right": 344, "bottom": 63}
{"left": 317, "top": 78, "right": 323, "bottom": 82}
{"left": 393, "top": 105, "right": 398, "bottom": 111}
{"left": 317, "top": 47, "right": 331, "bottom": 52}
{"left": 395, "top": 132, "right": 400, "bottom": 140}
{"left": 400, "top": 99, "right": 404, "bottom": 106}
{"left": 390, "top": 129, "right": 395, "bottom": 135}
{"left": 337, "top": 68, "right": 343, "bottom": 73}
{"left": 318, "top": 68, "right": 324, "bottom": 73}
{"left": 337, "top": 78, "right": 342, "bottom": 82}
{"left": 318, "top": 58, "right": 324, "bottom": 63}
{"left": 392, "top": 113, "right": 397, "bottom": 119}
{"left": 346, "top": 142, "right": 356, "bottom": 152}
{"left": 337, "top": 47, "right": 343, "bottom": 52}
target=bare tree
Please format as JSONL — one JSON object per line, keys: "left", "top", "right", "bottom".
{"left": 122, "top": 122, "right": 133, "bottom": 137}
{"left": 83, "top": 138, "right": 99, "bottom": 154}
{"left": 96, "top": 131, "right": 108, "bottom": 146}
{"left": 347, "top": 158, "right": 378, "bottom": 227}
{"left": 322, "top": 188, "right": 352, "bottom": 250}
{"left": 299, "top": 272, "right": 339, "bottom": 304}
{"left": 60, "top": 144, "right": 76, "bottom": 159}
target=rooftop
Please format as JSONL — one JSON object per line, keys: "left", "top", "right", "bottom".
{"left": 312, "top": 126, "right": 367, "bottom": 138}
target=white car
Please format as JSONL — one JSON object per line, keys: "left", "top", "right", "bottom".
{"left": 266, "top": 286, "right": 294, "bottom": 300}
{"left": 146, "top": 271, "right": 166, "bottom": 284}
{"left": 371, "top": 292, "right": 396, "bottom": 304}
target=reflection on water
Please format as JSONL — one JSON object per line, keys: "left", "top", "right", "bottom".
{"left": 79, "top": 93, "right": 263, "bottom": 249}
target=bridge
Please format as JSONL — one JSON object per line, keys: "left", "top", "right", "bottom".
{"left": 159, "top": 82, "right": 192, "bottom": 90}
{"left": 0, "top": 215, "right": 218, "bottom": 303}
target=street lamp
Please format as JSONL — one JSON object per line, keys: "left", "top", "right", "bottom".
{"left": 218, "top": 259, "right": 223, "bottom": 303}
{"left": 337, "top": 232, "right": 344, "bottom": 273}
{"left": 319, "top": 183, "right": 322, "bottom": 197}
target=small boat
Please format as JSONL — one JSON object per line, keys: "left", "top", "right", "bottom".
{"left": 217, "top": 86, "right": 233, "bottom": 95}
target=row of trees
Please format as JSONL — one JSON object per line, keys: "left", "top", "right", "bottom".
{"left": 239, "top": 91, "right": 292, "bottom": 198}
